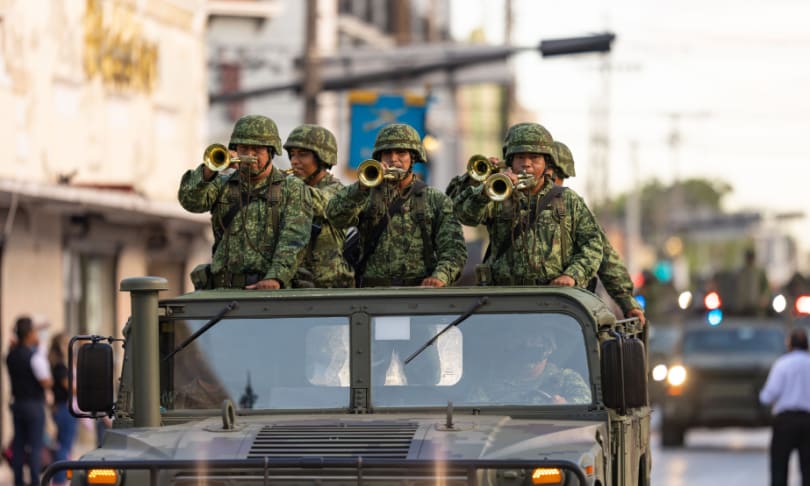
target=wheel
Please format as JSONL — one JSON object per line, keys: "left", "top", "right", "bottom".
{"left": 661, "top": 421, "right": 686, "bottom": 447}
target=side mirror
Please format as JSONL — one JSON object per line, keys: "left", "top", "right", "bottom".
{"left": 601, "top": 334, "right": 648, "bottom": 413}
{"left": 70, "top": 337, "right": 117, "bottom": 417}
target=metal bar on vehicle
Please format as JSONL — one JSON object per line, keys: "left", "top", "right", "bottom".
{"left": 40, "top": 457, "right": 587, "bottom": 485}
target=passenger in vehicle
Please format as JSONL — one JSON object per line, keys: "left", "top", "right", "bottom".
{"left": 284, "top": 125, "right": 355, "bottom": 288}
{"left": 452, "top": 123, "right": 602, "bottom": 287}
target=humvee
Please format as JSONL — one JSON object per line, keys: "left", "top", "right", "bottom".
{"left": 45, "top": 277, "right": 650, "bottom": 485}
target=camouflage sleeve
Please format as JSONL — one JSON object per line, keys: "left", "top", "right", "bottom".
{"left": 598, "top": 234, "right": 642, "bottom": 314}
{"left": 264, "top": 177, "right": 313, "bottom": 287}
{"left": 563, "top": 191, "right": 604, "bottom": 287}
{"left": 453, "top": 184, "right": 494, "bottom": 227}
{"left": 429, "top": 189, "right": 468, "bottom": 285}
{"left": 324, "top": 182, "right": 370, "bottom": 229}
{"left": 445, "top": 173, "right": 478, "bottom": 201}
{"left": 559, "top": 368, "right": 592, "bottom": 404}
{"left": 178, "top": 164, "right": 225, "bottom": 213}
{"left": 306, "top": 183, "right": 336, "bottom": 218}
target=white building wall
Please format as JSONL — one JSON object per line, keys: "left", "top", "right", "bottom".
{"left": 0, "top": 0, "right": 209, "bottom": 448}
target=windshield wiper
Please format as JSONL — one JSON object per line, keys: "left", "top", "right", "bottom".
{"left": 404, "top": 296, "right": 488, "bottom": 365}
{"left": 163, "top": 301, "right": 238, "bottom": 361}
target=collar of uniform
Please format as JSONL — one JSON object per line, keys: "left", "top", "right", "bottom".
{"left": 268, "top": 165, "right": 287, "bottom": 184}
{"left": 314, "top": 171, "right": 334, "bottom": 189}
{"left": 530, "top": 178, "right": 554, "bottom": 204}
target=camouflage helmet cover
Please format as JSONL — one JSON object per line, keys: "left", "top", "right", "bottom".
{"left": 502, "top": 122, "right": 556, "bottom": 165}
{"left": 552, "top": 141, "right": 576, "bottom": 178}
{"left": 524, "top": 333, "right": 557, "bottom": 362}
{"left": 372, "top": 123, "right": 427, "bottom": 163}
{"left": 228, "top": 115, "right": 282, "bottom": 156}
{"left": 283, "top": 124, "right": 338, "bottom": 167}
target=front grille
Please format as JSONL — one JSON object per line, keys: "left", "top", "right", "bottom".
{"left": 248, "top": 422, "right": 418, "bottom": 459}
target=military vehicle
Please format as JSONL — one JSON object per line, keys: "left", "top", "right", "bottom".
{"left": 659, "top": 316, "right": 787, "bottom": 447}
{"left": 46, "top": 277, "right": 650, "bottom": 485}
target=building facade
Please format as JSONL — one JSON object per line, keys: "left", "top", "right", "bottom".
{"left": 0, "top": 0, "right": 211, "bottom": 446}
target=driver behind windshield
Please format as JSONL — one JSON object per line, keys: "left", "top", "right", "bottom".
{"left": 472, "top": 333, "right": 591, "bottom": 405}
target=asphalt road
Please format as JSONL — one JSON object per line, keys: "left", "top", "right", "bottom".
{"left": 650, "top": 411, "right": 803, "bottom": 485}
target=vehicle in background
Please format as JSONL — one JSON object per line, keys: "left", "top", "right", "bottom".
{"left": 659, "top": 316, "right": 786, "bottom": 447}
{"left": 648, "top": 325, "right": 682, "bottom": 404}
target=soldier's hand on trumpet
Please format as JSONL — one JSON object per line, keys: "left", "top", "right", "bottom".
{"left": 202, "top": 143, "right": 258, "bottom": 180}
{"left": 357, "top": 159, "right": 406, "bottom": 189}
{"left": 466, "top": 154, "right": 505, "bottom": 182}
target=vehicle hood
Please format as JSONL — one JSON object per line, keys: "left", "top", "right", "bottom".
{"left": 80, "top": 413, "right": 605, "bottom": 464}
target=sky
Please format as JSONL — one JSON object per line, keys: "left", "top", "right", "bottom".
{"left": 449, "top": 0, "right": 810, "bottom": 258}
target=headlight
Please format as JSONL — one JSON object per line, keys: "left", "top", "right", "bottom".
{"left": 652, "top": 364, "right": 668, "bottom": 381}
{"left": 667, "top": 365, "right": 687, "bottom": 386}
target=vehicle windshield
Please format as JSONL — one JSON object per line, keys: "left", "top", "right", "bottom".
{"left": 649, "top": 326, "right": 681, "bottom": 356}
{"left": 681, "top": 327, "right": 785, "bottom": 355}
{"left": 161, "top": 312, "right": 592, "bottom": 411}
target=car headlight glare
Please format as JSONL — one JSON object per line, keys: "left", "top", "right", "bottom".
{"left": 667, "top": 365, "right": 687, "bottom": 386}
{"left": 652, "top": 364, "right": 668, "bottom": 381}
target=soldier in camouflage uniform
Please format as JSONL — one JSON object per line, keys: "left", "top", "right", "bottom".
{"left": 470, "top": 333, "right": 591, "bottom": 405}
{"left": 284, "top": 124, "right": 355, "bottom": 288}
{"left": 507, "top": 334, "right": 591, "bottom": 404}
{"left": 454, "top": 122, "right": 603, "bottom": 287}
{"left": 178, "top": 115, "right": 312, "bottom": 290}
{"left": 325, "top": 123, "right": 467, "bottom": 288}
{"left": 551, "top": 141, "right": 646, "bottom": 325}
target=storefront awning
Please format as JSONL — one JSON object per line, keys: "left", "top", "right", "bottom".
{"left": 0, "top": 178, "right": 208, "bottom": 230}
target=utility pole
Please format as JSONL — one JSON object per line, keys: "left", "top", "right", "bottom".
{"left": 303, "top": 0, "right": 320, "bottom": 123}
{"left": 394, "top": 0, "right": 411, "bottom": 45}
{"left": 626, "top": 141, "right": 641, "bottom": 275}
{"left": 666, "top": 111, "right": 710, "bottom": 227}
{"left": 501, "top": 0, "right": 515, "bottom": 131}
{"left": 587, "top": 53, "right": 612, "bottom": 207}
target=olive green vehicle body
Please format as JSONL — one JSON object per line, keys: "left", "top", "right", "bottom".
{"left": 55, "top": 279, "right": 650, "bottom": 486}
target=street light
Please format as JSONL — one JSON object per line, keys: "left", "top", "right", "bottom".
{"left": 539, "top": 33, "right": 615, "bottom": 57}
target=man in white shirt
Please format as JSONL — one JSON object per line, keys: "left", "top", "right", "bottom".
{"left": 760, "top": 327, "right": 810, "bottom": 486}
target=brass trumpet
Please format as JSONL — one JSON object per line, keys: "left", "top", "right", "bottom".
{"left": 467, "top": 154, "right": 495, "bottom": 182}
{"left": 203, "top": 143, "right": 256, "bottom": 172}
{"left": 483, "top": 171, "right": 537, "bottom": 201}
{"left": 357, "top": 159, "right": 402, "bottom": 187}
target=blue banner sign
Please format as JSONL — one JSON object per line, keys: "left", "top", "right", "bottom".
{"left": 348, "top": 91, "right": 428, "bottom": 179}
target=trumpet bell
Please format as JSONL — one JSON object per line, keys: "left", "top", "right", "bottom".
{"left": 203, "top": 143, "right": 233, "bottom": 172}
{"left": 484, "top": 173, "right": 513, "bottom": 201}
{"left": 467, "top": 154, "right": 492, "bottom": 182}
{"left": 358, "top": 159, "right": 384, "bottom": 187}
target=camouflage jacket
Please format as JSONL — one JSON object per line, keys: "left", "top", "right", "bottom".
{"left": 454, "top": 178, "right": 602, "bottom": 286}
{"left": 178, "top": 164, "right": 312, "bottom": 288}
{"left": 598, "top": 233, "right": 641, "bottom": 314}
{"left": 470, "top": 362, "right": 592, "bottom": 405}
{"left": 445, "top": 173, "right": 478, "bottom": 202}
{"left": 303, "top": 172, "right": 355, "bottom": 288}
{"left": 325, "top": 180, "right": 467, "bottom": 286}
{"left": 512, "top": 363, "right": 592, "bottom": 404}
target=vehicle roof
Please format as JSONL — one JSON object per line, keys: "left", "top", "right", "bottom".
{"left": 160, "top": 285, "right": 617, "bottom": 324}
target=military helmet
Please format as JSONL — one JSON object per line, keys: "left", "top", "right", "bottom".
{"left": 552, "top": 141, "right": 576, "bottom": 178}
{"left": 228, "top": 115, "right": 282, "bottom": 156}
{"left": 283, "top": 124, "right": 338, "bottom": 167}
{"left": 372, "top": 123, "right": 427, "bottom": 163}
{"left": 525, "top": 334, "right": 557, "bottom": 362}
{"left": 502, "top": 122, "right": 556, "bottom": 165}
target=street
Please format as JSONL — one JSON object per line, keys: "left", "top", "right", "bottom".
{"left": 651, "top": 411, "right": 803, "bottom": 485}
